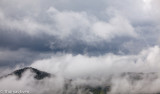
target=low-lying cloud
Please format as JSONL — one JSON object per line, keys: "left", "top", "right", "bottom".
{"left": 31, "top": 46, "right": 160, "bottom": 78}
{"left": 1, "top": 46, "right": 160, "bottom": 93}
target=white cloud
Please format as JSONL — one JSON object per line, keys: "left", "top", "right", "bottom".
{"left": 31, "top": 46, "right": 160, "bottom": 78}
{"left": 110, "top": 74, "right": 160, "bottom": 94}
{"left": 0, "top": 70, "right": 65, "bottom": 94}
{"left": 2, "top": 46, "right": 160, "bottom": 94}
{"left": 0, "top": 3, "right": 138, "bottom": 43}
{"left": 47, "top": 7, "right": 137, "bottom": 41}
{"left": 91, "top": 15, "right": 137, "bottom": 40}
{"left": 150, "top": 0, "right": 160, "bottom": 23}
{"left": 13, "top": 46, "right": 158, "bottom": 93}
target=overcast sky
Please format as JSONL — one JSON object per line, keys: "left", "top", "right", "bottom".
{"left": 0, "top": 0, "right": 160, "bottom": 71}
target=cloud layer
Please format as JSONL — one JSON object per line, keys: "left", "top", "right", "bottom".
{"left": 31, "top": 46, "right": 160, "bottom": 78}
{"left": 1, "top": 46, "right": 160, "bottom": 93}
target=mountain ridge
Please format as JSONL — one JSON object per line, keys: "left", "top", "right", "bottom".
{"left": 0, "top": 67, "right": 51, "bottom": 80}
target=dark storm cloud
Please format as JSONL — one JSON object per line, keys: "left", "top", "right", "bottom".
{"left": 0, "top": 27, "right": 137, "bottom": 55}
{"left": 0, "top": 30, "right": 51, "bottom": 52}
{"left": 0, "top": 27, "right": 138, "bottom": 68}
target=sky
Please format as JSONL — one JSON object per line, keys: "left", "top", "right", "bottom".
{"left": 0, "top": 0, "right": 160, "bottom": 93}
{"left": 0, "top": 0, "right": 160, "bottom": 70}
